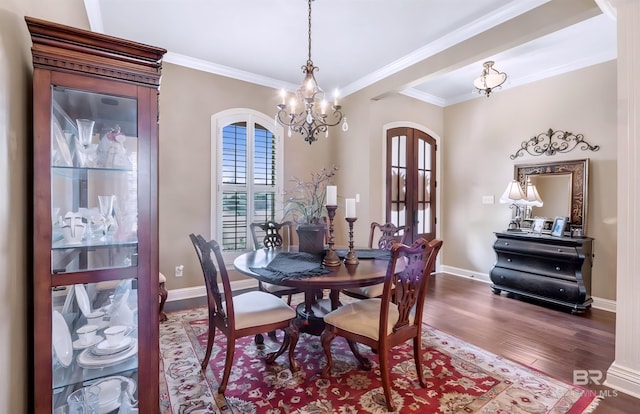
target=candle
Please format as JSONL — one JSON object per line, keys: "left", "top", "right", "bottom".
{"left": 345, "top": 198, "right": 356, "bottom": 218}
{"left": 333, "top": 89, "right": 339, "bottom": 106}
{"left": 279, "top": 88, "right": 286, "bottom": 105}
{"left": 326, "top": 186, "right": 337, "bottom": 205}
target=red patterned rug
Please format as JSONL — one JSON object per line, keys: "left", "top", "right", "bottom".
{"left": 160, "top": 306, "right": 601, "bottom": 414}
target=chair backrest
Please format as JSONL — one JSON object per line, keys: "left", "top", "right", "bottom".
{"left": 369, "top": 221, "right": 408, "bottom": 250}
{"left": 250, "top": 220, "right": 293, "bottom": 249}
{"left": 189, "top": 233, "right": 235, "bottom": 326}
{"left": 379, "top": 238, "right": 443, "bottom": 334}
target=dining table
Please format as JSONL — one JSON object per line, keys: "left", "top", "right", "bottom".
{"left": 233, "top": 246, "right": 397, "bottom": 336}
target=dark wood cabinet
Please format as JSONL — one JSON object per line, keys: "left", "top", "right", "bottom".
{"left": 490, "top": 231, "right": 594, "bottom": 314}
{"left": 26, "top": 17, "right": 165, "bottom": 413}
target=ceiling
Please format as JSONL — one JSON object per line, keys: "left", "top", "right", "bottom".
{"left": 84, "top": 0, "right": 617, "bottom": 107}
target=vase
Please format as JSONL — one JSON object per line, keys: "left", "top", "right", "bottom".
{"left": 296, "top": 223, "right": 326, "bottom": 255}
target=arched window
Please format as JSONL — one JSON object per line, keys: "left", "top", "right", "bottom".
{"left": 211, "top": 109, "right": 284, "bottom": 258}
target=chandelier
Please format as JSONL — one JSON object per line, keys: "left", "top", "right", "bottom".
{"left": 473, "top": 61, "right": 507, "bottom": 97}
{"left": 275, "top": 0, "right": 348, "bottom": 145}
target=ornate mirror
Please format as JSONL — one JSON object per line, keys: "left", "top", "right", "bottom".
{"left": 514, "top": 159, "right": 589, "bottom": 235}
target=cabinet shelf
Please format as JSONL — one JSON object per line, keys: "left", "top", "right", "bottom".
{"left": 52, "top": 165, "right": 136, "bottom": 173}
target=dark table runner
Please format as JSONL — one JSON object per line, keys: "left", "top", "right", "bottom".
{"left": 250, "top": 252, "right": 331, "bottom": 283}
{"left": 335, "top": 248, "right": 391, "bottom": 260}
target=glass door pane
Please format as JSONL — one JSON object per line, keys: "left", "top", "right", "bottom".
{"left": 51, "top": 87, "right": 138, "bottom": 274}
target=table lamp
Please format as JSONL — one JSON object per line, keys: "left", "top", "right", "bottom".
{"left": 499, "top": 180, "right": 525, "bottom": 230}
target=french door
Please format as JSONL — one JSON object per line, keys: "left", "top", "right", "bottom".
{"left": 386, "top": 127, "right": 437, "bottom": 243}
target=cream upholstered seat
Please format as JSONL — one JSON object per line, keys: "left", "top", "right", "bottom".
{"left": 321, "top": 238, "right": 443, "bottom": 412}
{"left": 341, "top": 221, "right": 408, "bottom": 300}
{"left": 189, "top": 233, "right": 300, "bottom": 393}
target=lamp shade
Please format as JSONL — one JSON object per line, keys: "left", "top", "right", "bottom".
{"left": 523, "top": 178, "right": 543, "bottom": 207}
{"left": 499, "top": 180, "right": 525, "bottom": 204}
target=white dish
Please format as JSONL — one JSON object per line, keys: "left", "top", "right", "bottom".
{"left": 92, "top": 375, "right": 137, "bottom": 414}
{"left": 77, "top": 340, "right": 137, "bottom": 368}
{"left": 52, "top": 310, "right": 73, "bottom": 367}
{"left": 72, "top": 334, "right": 103, "bottom": 350}
{"left": 74, "top": 284, "right": 92, "bottom": 317}
{"left": 93, "top": 336, "right": 133, "bottom": 355}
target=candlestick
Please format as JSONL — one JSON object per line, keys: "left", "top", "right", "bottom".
{"left": 344, "top": 217, "right": 359, "bottom": 265}
{"left": 322, "top": 205, "right": 341, "bottom": 267}
{"left": 345, "top": 198, "right": 356, "bottom": 218}
{"left": 326, "top": 186, "right": 337, "bottom": 205}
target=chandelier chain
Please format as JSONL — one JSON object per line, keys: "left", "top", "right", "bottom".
{"left": 307, "top": 0, "right": 312, "bottom": 63}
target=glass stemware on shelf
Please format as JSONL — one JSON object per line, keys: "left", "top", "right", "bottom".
{"left": 98, "top": 195, "right": 117, "bottom": 241}
{"left": 75, "top": 118, "right": 97, "bottom": 167}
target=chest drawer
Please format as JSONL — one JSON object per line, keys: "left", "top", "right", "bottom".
{"left": 493, "top": 238, "right": 579, "bottom": 261}
{"left": 495, "top": 252, "right": 579, "bottom": 280}
{"left": 491, "top": 267, "right": 583, "bottom": 303}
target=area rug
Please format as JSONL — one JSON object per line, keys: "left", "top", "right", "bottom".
{"left": 160, "top": 306, "right": 601, "bottom": 414}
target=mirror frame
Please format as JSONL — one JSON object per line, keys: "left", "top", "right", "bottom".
{"left": 514, "top": 159, "right": 589, "bottom": 235}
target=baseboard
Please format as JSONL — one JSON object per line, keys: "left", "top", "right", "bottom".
{"left": 168, "top": 269, "right": 617, "bottom": 313}
{"left": 166, "top": 279, "right": 258, "bottom": 303}
{"left": 440, "top": 266, "right": 616, "bottom": 313}
{"left": 440, "top": 265, "right": 491, "bottom": 283}
{"left": 605, "top": 362, "right": 640, "bottom": 399}
{"left": 591, "top": 297, "right": 616, "bottom": 313}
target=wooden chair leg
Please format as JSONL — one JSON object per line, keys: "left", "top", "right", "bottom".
{"left": 158, "top": 281, "right": 168, "bottom": 322}
{"left": 320, "top": 328, "right": 336, "bottom": 378}
{"left": 413, "top": 336, "right": 426, "bottom": 387}
{"left": 379, "top": 350, "right": 395, "bottom": 412}
{"left": 219, "top": 337, "right": 236, "bottom": 394}
{"left": 201, "top": 323, "right": 216, "bottom": 371}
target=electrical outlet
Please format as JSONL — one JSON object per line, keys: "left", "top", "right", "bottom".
{"left": 175, "top": 265, "right": 184, "bottom": 277}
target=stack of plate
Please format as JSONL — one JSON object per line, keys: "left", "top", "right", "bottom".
{"left": 77, "top": 336, "right": 138, "bottom": 368}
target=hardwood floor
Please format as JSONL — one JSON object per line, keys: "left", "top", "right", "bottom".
{"left": 425, "top": 273, "right": 637, "bottom": 413}
{"left": 165, "top": 272, "right": 638, "bottom": 412}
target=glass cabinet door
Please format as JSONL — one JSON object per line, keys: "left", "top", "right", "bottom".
{"left": 51, "top": 87, "right": 138, "bottom": 274}
{"left": 50, "top": 87, "right": 140, "bottom": 413}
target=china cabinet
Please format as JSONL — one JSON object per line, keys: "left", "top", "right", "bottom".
{"left": 26, "top": 17, "right": 165, "bottom": 413}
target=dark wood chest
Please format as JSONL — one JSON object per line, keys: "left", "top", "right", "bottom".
{"left": 490, "top": 231, "right": 594, "bottom": 313}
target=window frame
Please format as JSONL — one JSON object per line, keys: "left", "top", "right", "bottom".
{"left": 211, "top": 109, "right": 284, "bottom": 263}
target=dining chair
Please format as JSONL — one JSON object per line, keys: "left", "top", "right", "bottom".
{"left": 320, "top": 238, "right": 443, "bottom": 412}
{"left": 158, "top": 271, "right": 168, "bottom": 322}
{"left": 250, "top": 221, "right": 302, "bottom": 304}
{"left": 341, "top": 221, "right": 409, "bottom": 300}
{"left": 188, "top": 233, "right": 300, "bottom": 393}
{"left": 249, "top": 220, "right": 305, "bottom": 344}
